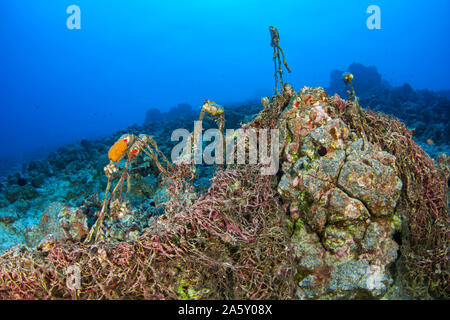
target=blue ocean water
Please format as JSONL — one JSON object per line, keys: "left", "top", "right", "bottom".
{"left": 0, "top": 0, "right": 449, "bottom": 169}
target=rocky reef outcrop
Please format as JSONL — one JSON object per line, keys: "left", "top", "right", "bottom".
{"left": 144, "top": 103, "right": 197, "bottom": 124}
{"left": 277, "top": 87, "right": 403, "bottom": 298}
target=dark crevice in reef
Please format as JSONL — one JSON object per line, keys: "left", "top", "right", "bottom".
{"left": 392, "top": 230, "right": 402, "bottom": 246}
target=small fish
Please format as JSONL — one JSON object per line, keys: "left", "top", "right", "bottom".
{"left": 427, "top": 139, "right": 434, "bottom": 145}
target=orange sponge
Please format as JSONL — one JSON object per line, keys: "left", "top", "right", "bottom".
{"left": 108, "top": 139, "right": 128, "bottom": 162}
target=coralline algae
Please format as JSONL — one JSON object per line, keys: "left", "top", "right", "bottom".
{"left": 278, "top": 87, "right": 403, "bottom": 299}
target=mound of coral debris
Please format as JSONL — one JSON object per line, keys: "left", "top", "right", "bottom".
{"left": 0, "top": 86, "right": 448, "bottom": 300}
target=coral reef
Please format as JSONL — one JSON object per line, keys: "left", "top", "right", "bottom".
{"left": 0, "top": 102, "right": 260, "bottom": 253}
{"left": 144, "top": 103, "right": 197, "bottom": 125}
{"left": 276, "top": 87, "right": 402, "bottom": 298}
{"left": 328, "top": 63, "right": 386, "bottom": 98}
{"left": 0, "top": 82, "right": 447, "bottom": 300}
{"left": 243, "top": 84, "right": 447, "bottom": 299}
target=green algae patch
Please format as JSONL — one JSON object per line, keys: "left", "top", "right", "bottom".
{"left": 176, "top": 278, "right": 210, "bottom": 300}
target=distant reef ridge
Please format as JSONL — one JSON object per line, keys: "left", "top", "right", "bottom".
{"left": 327, "top": 62, "right": 450, "bottom": 158}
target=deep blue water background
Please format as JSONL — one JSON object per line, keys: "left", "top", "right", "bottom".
{"left": 1, "top": 0, "right": 449, "bottom": 165}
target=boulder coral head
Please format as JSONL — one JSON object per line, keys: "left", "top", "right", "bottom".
{"left": 279, "top": 84, "right": 448, "bottom": 299}
{"left": 278, "top": 86, "right": 403, "bottom": 299}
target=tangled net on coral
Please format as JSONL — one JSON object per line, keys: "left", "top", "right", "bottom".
{"left": 0, "top": 165, "right": 294, "bottom": 299}
{"left": 331, "top": 97, "right": 449, "bottom": 299}
{"left": 0, "top": 85, "right": 447, "bottom": 300}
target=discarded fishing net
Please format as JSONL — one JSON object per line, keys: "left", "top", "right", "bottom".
{"left": 334, "top": 98, "right": 449, "bottom": 299}
{"left": 0, "top": 85, "right": 447, "bottom": 300}
{"left": 0, "top": 165, "right": 294, "bottom": 299}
